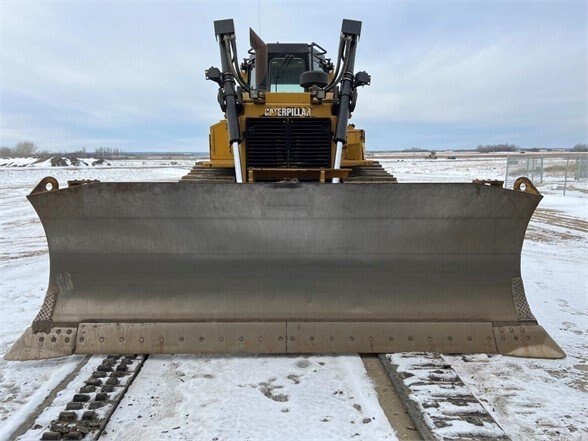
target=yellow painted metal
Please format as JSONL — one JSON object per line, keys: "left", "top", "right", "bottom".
{"left": 263, "top": 92, "right": 314, "bottom": 105}
{"left": 342, "top": 126, "right": 367, "bottom": 166}
{"left": 204, "top": 91, "right": 371, "bottom": 174}
{"left": 209, "top": 120, "right": 231, "bottom": 162}
{"left": 247, "top": 168, "right": 351, "bottom": 182}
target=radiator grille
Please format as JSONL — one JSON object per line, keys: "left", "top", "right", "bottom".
{"left": 245, "top": 118, "right": 332, "bottom": 168}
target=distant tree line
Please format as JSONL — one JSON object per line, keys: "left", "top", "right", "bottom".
{"left": 473, "top": 143, "right": 587, "bottom": 153}
{"left": 0, "top": 141, "right": 123, "bottom": 158}
{"left": 94, "top": 147, "right": 122, "bottom": 158}
{"left": 402, "top": 147, "right": 427, "bottom": 152}
{"left": 476, "top": 144, "right": 518, "bottom": 153}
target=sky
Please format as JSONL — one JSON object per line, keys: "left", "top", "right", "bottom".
{"left": 1, "top": 0, "right": 586, "bottom": 152}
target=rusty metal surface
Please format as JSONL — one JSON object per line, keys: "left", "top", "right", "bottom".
{"left": 6, "top": 179, "right": 565, "bottom": 359}
{"left": 472, "top": 179, "right": 504, "bottom": 187}
{"left": 31, "top": 176, "right": 59, "bottom": 195}
{"left": 67, "top": 179, "right": 101, "bottom": 188}
{"left": 514, "top": 177, "right": 540, "bottom": 195}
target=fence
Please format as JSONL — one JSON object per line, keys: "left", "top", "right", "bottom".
{"left": 504, "top": 155, "right": 587, "bottom": 195}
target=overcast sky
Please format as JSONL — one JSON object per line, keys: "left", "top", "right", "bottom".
{"left": 1, "top": 1, "right": 586, "bottom": 152}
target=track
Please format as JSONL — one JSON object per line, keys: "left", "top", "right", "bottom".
{"left": 180, "top": 161, "right": 398, "bottom": 182}
{"left": 13, "top": 353, "right": 510, "bottom": 440}
{"left": 379, "top": 354, "right": 510, "bottom": 440}
{"left": 16, "top": 355, "right": 146, "bottom": 440}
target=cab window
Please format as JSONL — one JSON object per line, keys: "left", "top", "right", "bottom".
{"left": 269, "top": 56, "right": 305, "bottom": 92}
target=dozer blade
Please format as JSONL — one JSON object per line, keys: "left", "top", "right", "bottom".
{"left": 6, "top": 178, "right": 564, "bottom": 360}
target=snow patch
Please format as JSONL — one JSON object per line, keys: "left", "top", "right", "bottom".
{"left": 0, "top": 157, "right": 112, "bottom": 168}
{"left": 100, "top": 355, "right": 397, "bottom": 441}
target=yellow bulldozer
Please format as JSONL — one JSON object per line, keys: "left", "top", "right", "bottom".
{"left": 6, "top": 19, "right": 564, "bottom": 361}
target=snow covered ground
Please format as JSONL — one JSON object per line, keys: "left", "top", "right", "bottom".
{"left": 0, "top": 157, "right": 115, "bottom": 168}
{"left": 443, "top": 192, "right": 587, "bottom": 441}
{"left": 0, "top": 157, "right": 586, "bottom": 440}
{"left": 0, "top": 156, "right": 197, "bottom": 169}
{"left": 102, "top": 355, "right": 395, "bottom": 441}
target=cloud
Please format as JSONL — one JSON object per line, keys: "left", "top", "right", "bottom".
{"left": 1, "top": 1, "right": 586, "bottom": 151}
{"left": 357, "top": 33, "right": 584, "bottom": 124}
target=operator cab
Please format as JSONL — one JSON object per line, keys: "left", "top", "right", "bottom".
{"left": 243, "top": 33, "right": 333, "bottom": 93}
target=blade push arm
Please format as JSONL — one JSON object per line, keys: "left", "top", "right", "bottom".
{"left": 206, "top": 19, "right": 246, "bottom": 182}
{"left": 330, "top": 19, "right": 371, "bottom": 181}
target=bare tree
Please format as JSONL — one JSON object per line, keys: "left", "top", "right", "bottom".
{"left": 13, "top": 141, "right": 38, "bottom": 157}
{"left": 94, "top": 147, "right": 121, "bottom": 158}
{"left": 571, "top": 143, "right": 587, "bottom": 152}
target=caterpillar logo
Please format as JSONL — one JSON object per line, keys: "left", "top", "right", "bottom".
{"left": 264, "top": 107, "right": 312, "bottom": 117}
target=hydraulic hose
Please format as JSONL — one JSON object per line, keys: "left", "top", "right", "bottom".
{"left": 325, "top": 38, "right": 350, "bottom": 92}
{"left": 332, "top": 35, "right": 359, "bottom": 183}
{"left": 218, "top": 36, "right": 243, "bottom": 182}
{"left": 224, "top": 37, "right": 249, "bottom": 91}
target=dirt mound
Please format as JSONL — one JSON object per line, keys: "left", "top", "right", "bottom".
{"left": 48, "top": 157, "right": 111, "bottom": 167}
{"left": 50, "top": 157, "right": 68, "bottom": 166}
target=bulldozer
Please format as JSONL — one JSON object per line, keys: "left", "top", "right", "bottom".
{"left": 6, "top": 19, "right": 564, "bottom": 360}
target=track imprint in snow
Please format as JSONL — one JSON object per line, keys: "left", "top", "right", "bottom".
{"left": 99, "top": 355, "right": 396, "bottom": 441}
